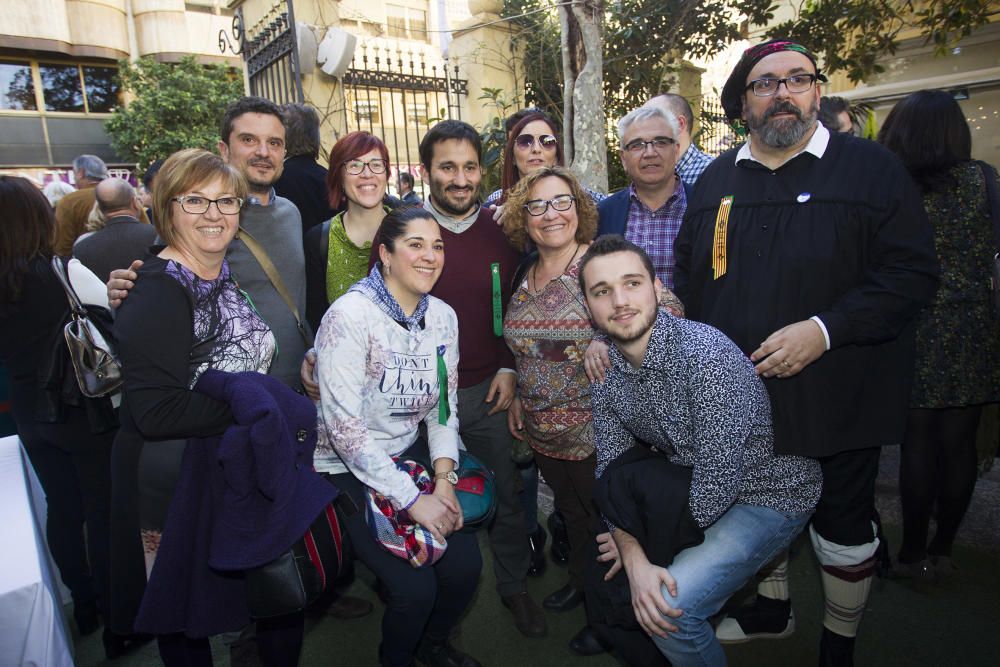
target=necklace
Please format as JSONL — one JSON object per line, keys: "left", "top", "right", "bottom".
{"left": 531, "top": 243, "right": 580, "bottom": 293}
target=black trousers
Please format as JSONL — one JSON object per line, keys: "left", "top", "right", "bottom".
{"left": 331, "top": 468, "right": 482, "bottom": 667}
{"left": 16, "top": 404, "right": 114, "bottom": 613}
{"left": 533, "top": 452, "right": 597, "bottom": 590}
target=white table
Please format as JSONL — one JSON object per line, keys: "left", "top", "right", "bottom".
{"left": 0, "top": 435, "right": 74, "bottom": 666}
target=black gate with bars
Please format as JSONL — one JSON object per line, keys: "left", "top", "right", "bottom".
{"left": 221, "top": 1, "right": 469, "bottom": 200}
{"left": 342, "top": 46, "right": 468, "bottom": 199}
{"left": 220, "top": 1, "right": 304, "bottom": 106}
{"left": 696, "top": 94, "right": 739, "bottom": 156}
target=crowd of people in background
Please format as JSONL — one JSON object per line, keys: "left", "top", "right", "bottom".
{"left": 1, "top": 36, "right": 998, "bottom": 667}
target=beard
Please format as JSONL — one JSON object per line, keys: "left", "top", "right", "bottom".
{"left": 601, "top": 304, "right": 658, "bottom": 347}
{"left": 244, "top": 158, "right": 281, "bottom": 193}
{"left": 747, "top": 99, "right": 819, "bottom": 149}
{"left": 429, "top": 181, "right": 478, "bottom": 217}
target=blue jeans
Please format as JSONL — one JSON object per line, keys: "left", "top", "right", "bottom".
{"left": 651, "top": 504, "right": 810, "bottom": 667}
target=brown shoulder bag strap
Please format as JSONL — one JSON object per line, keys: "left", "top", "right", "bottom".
{"left": 237, "top": 227, "right": 313, "bottom": 346}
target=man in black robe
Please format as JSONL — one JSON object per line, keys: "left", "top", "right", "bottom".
{"left": 674, "top": 39, "right": 939, "bottom": 666}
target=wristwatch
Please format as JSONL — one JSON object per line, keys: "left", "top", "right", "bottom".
{"left": 434, "top": 470, "right": 458, "bottom": 486}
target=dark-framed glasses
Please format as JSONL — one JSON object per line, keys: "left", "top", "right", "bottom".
{"left": 514, "top": 134, "right": 558, "bottom": 150}
{"left": 524, "top": 194, "right": 575, "bottom": 216}
{"left": 623, "top": 137, "right": 676, "bottom": 154}
{"left": 745, "top": 74, "right": 818, "bottom": 97}
{"left": 172, "top": 195, "right": 243, "bottom": 215}
{"left": 343, "top": 158, "right": 388, "bottom": 175}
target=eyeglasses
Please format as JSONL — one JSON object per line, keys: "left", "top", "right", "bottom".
{"left": 745, "top": 74, "right": 818, "bottom": 97}
{"left": 524, "top": 194, "right": 575, "bottom": 216}
{"left": 343, "top": 158, "right": 388, "bottom": 175}
{"left": 172, "top": 195, "right": 243, "bottom": 215}
{"left": 622, "top": 137, "right": 677, "bottom": 154}
{"left": 514, "top": 134, "right": 558, "bottom": 151}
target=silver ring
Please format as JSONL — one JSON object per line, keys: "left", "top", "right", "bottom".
{"left": 781, "top": 360, "right": 791, "bottom": 368}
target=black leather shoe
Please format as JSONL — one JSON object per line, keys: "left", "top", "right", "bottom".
{"left": 543, "top": 583, "right": 583, "bottom": 612}
{"left": 103, "top": 629, "right": 153, "bottom": 660}
{"left": 325, "top": 594, "right": 374, "bottom": 619}
{"left": 501, "top": 592, "right": 548, "bottom": 638}
{"left": 416, "top": 638, "right": 482, "bottom": 667}
{"left": 527, "top": 526, "right": 547, "bottom": 577}
{"left": 569, "top": 626, "right": 607, "bottom": 656}
{"left": 547, "top": 512, "right": 570, "bottom": 564}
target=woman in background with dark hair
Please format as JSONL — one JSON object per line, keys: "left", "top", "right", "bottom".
{"left": 304, "top": 131, "right": 392, "bottom": 331}
{"left": 0, "top": 176, "right": 116, "bottom": 646}
{"left": 877, "top": 89, "right": 1000, "bottom": 582}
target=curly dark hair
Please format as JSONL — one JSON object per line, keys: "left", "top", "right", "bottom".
{"left": 501, "top": 166, "right": 597, "bottom": 251}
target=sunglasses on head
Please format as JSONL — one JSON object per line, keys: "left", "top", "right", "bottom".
{"left": 514, "top": 134, "right": 558, "bottom": 150}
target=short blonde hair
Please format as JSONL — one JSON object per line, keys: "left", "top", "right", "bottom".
{"left": 152, "top": 148, "right": 247, "bottom": 247}
{"left": 501, "top": 166, "right": 597, "bottom": 251}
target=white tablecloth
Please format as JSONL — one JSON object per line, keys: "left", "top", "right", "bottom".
{"left": 0, "top": 435, "right": 74, "bottom": 666}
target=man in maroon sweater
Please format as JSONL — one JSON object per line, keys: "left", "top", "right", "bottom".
{"left": 407, "top": 121, "right": 547, "bottom": 638}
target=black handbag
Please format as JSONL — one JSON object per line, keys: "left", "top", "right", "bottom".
{"left": 245, "top": 502, "right": 345, "bottom": 619}
{"left": 50, "top": 256, "right": 123, "bottom": 398}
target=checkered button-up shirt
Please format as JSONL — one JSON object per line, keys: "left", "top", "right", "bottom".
{"left": 623, "top": 178, "right": 687, "bottom": 289}
{"left": 676, "top": 144, "right": 714, "bottom": 186}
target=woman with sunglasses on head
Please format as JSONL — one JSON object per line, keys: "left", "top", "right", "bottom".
{"left": 305, "top": 131, "right": 393, "bottom": 332}
{"left": 314, "top": 206, "right": 482, "bottom": 667}
{"left": 483, "top": 112, "right": 607, "bottom": 209}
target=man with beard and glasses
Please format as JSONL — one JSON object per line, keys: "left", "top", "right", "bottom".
{"left": 674, "top": 40, "right": 938, "bottom": 666}
{"left": 363, "top": 119, "right": 547, "bottom": 639}
{"left": 579, "top": 235, "right": 820, "bottom": 667}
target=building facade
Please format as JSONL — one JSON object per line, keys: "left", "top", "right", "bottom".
{"left": 0, "top": 0, "right": 240, "bottom": 182}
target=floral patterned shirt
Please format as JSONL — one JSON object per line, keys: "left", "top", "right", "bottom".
{"left": 314, "top": 290, "right": 461, "bottom": 509}
{"left": 504, "top": 258, "right": 595, "bottom": 460}
{"left": 592, "top": 310, "right": 821, "bottom": 528}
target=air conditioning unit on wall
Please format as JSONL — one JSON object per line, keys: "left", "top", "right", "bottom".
{"left": 317, "top": 27, "right": 358, "bottom": 79}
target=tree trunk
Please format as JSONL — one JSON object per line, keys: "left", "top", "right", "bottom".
{"left": 559, "top": 0, "right": 607, "bottom": 193}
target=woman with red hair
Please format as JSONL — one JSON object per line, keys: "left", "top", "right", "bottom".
{"left": 305, "top": 131, "right": 393, "bottom": 330}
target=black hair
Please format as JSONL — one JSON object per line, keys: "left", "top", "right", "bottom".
{"left": 504, "top": 107, "right": 552, "bottom": 135}
{"left": 377, "top": 205, "right": 437, "bottom": 255}
{"left": 418, "top": 119, "right": 482, "bottom": 170}
{"left": 818, "top": 96, "right": 851, "bottom": 132}
{"left": 281, "top": 103, "right": 322, "bottom": 159}
{"left": 142, "top": 159, "right": 164, "bottom": 189}
{"left": 398, "top": 172, "right": 415, "bottom": 188}
{"left": 220, "top": 96, "right": 284, "bottom": 145}
{"left": 578, "top": 234, "right": 657, "bottom": 295}
{"left": 877, "top": 89, "right": 971, "bottom": 193}
{"left": 0, "top": 176, "right": 55, "bottom": 302}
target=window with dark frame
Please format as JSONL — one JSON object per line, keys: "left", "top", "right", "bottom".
{"left": 0, "top": 61, "right": 119, "bottom": 114}
{"left": 0, "top": 61, "right": 37, "bottom": 111}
